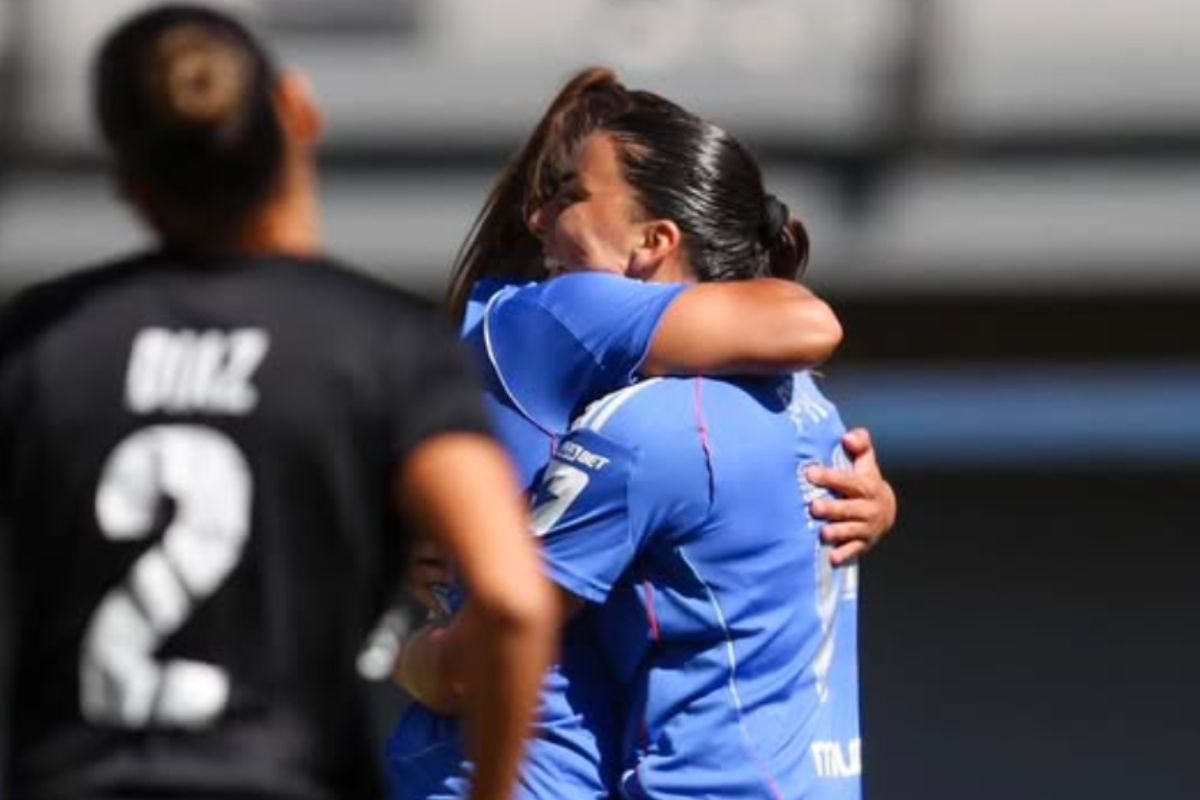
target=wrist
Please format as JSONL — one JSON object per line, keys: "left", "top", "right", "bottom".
{"left": 395, "top": 623, "right": 464, "bottom": 714}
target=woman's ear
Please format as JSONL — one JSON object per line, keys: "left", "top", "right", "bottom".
{"left": 274, "top": 70, "right": 324, "bottom": 148}
{"left": 628, "top": 219, "right": 683, "bottom": 280}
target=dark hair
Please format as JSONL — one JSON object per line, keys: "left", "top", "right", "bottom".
{"left": 446, "top": 67, "right": 809, "bottom": 320}
{"left": 602, "top": 92, "right": 810, "bottom": 283}
{"left": 94, "top": 4, "right": 284, "bottom": 242}
{"left": 446, "top": 67, "right": 635, "bottom": 321}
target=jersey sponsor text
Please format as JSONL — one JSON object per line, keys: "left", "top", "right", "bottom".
{"left": 555, "top": 440, "right": 612, "bottom": 471}
{"left": 811, "top": 738, "right": 862, "bottom": 779}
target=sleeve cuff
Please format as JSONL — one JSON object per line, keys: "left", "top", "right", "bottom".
{"left": 543, "top": 557, "right": 612, "bottom": 605}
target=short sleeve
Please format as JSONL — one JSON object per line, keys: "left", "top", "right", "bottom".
{"left": 385, "top": 308, "right": 494, "bottom": 464}
{"left": 532, "top": 428, "right": 652, "bottom": 603}
{"left": 483, "top": 274, "right": 686, "bottom": 432}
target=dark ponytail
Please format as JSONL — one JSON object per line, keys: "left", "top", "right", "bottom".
{"left": 759, "top": 195, "right": 810, "bottom": 281}
{"left": 602, "top": 94, "right": 810, "bottom": 284}
{"left": 94, "top": 4, "right": 284, "bottom": 242}
{"left": 446, "top": 67, "right": 634, "bottom": 322}
{"left": 446, "top": 67, "right": 812, "bottom": 319}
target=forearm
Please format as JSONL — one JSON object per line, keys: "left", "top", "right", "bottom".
{"left": 436, "top": 457, "right": 557, "bottom": 800}
{"left": 459, "top": 598, "right": 551, "bottom": 800}
{"left": 397, "top": 433, "right": 555, "bottom": 800}
{"left": 643, "top": 278, "right": 842, "bottom": 376}
{"left": 396, "top": 592, "right": 554, "bottom": 800}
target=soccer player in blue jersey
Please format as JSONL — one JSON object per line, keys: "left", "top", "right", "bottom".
{"left": 515, "top": 85, "right": 868, "bottom": 799}
{"left": 539, "top": 370, "right": 861, "bottom": 800}
{"left": 388, "top": 69, "right": 894, "bottom": 800}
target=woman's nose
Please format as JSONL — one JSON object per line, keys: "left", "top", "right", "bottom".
{"left": 527, "top": 202, "right": 554, "bottom": 238}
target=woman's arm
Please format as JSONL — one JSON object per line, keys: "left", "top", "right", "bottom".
{"left": 479, "top": 275, "right": 841, "bottom": 435}
{"left": 642, "top": 278, "right": 842, "bottom": 376}
{"left": 396, "top": 432, "right": 556, "bottom": 800}
{"left": 395, "top": 586, "right": 584, "bottom": 716}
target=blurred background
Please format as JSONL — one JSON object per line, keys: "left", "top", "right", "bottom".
{"left": 1, "top": 1, "right": 1198, "bottom": 797}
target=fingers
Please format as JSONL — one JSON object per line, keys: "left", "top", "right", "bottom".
{"left": 847, "top": 436, "right": 882, "bottom": 486}
{"left": 822, "top": 519, "right": 885, "bottom": 557}
{"left": 830, "top": 540, "right": 867, "bottom": 567}
{"left": 407, "top": 552, "right": 455, "bottom": 617}
{"left": 876, "top": 481, "right": 898, "bottom": 530}
{"left": 843, "top": 430, "right": 884, "bottom": 496}
{"left": 809, "top": 426, "right": 898, "bottom": 562}
{"left": 810, "top": 497, "right": 875, "bottom": 522}
{"left": 410, "top": 589, "right": 441, "bottom": 616}
{"left": 806, "top": 465, "right": 867, "bottom": 498}
{"left": 411, "top": 537, "right": 449, "bottom": 563}
{"left": 412, "top": 565, "right": 454, "bottom": 588}
{"left": 841, "top": 427, "right": 873, "bottom": 457}
{"left": 410, "top": 538, "right": 454, "bottom": 585}
{"left": 820, "top": 521, "right": 873, "bottom": 545}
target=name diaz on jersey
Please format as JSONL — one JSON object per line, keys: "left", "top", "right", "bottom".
{"left": 125, "top": 328, "right": 269, "bottom": 415}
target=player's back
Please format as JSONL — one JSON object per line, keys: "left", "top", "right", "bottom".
{"left": 0, "top": 250, "right": 458, "bottom": 800}
{"left": 576, "top": 374, "right": 859, "bottom": 800}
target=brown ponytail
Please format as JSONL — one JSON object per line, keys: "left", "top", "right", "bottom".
{"left": 446, "top": 67, "right": 633, "bottom": 322}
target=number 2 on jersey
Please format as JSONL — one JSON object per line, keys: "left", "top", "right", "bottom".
{"left": 82, "top": 425, "right": 252, "bottom": 729}
{"left": 530, "top": 461, "right": 590, "bottom": 537}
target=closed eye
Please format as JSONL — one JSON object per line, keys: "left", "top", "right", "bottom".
{"left": 550, "top": 171, "right": 587, "bottom": 206}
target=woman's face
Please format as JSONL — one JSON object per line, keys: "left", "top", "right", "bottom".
{"left": 527, "top": 132, "right": 644, "bottom": 276}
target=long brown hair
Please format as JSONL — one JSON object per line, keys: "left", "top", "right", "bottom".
{"left": 445, "top": 67, "right": 634, "bottom": 322}
{"left": 445, "top": 66, "right": 811, "bottom": 319}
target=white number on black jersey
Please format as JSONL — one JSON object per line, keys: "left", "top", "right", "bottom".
{"left": 81, "top": 425, "right": 252, "bottom": 729}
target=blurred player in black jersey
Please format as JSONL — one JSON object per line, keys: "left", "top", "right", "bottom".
{"left": 0, "top": 6, "right": 554, "bottom": 800}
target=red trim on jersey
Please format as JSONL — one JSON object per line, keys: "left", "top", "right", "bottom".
{"left": 641, "top": 578, "right": 662, "bottom": 641}
{"left": 694, "top": 378, "right": 716, "bottom": 497}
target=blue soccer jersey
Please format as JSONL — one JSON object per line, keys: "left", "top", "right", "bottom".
{"left": 463, "top": 273, "right": 685, "bottom": 487}
{"left": 386, "top": 273, "right": 686, "bottom": 800}
{"left": 534, "top": 373, "right": 862, "bottom": 800}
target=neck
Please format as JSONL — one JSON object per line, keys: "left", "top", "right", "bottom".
{"left": 230, "top": 158, "right": 321, "bottom": 258}
{"left": 230, "top": 197, "right": 320, "bottom": 259}
{"left": 151, "top": 155, "right": 323, "bottom": 260}
{"left": 643, "top": 253, "right": 694, "bottom": 285}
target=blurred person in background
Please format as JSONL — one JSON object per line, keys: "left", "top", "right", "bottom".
{"left": 388, "top": 68, "right": 894, "bottom": 800}
{"left": 0, "top": 6, "right": 553, "bottom": 800}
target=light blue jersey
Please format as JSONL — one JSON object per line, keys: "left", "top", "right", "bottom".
{"left": 386, "top": 273, "right": 686, "bottom": 800}
{"left": 535, "top": 373, "right": 862, "bottom": 800}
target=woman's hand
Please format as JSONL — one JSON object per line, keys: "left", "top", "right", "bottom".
{"left": 407, "top": 537, "right": 457, "bottom": 619}
{"left": 806, "top": 428, "right": 897, "bottom": 567}
{"left": 394, "top": 621, "right": 466, "bottom": 715}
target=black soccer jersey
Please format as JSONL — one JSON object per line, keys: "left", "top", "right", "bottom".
{"left": 0, "top": 250, "right": 491, "bottom": 800}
